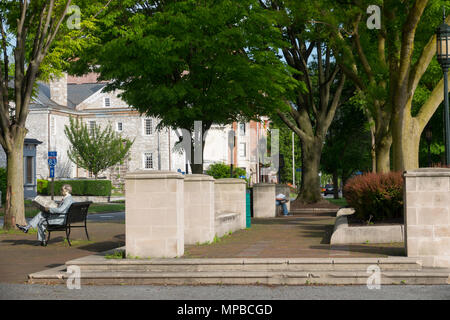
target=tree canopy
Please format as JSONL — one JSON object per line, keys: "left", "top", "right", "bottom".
{"left": 71, "top": 0, "right": 300, "bottom": 172}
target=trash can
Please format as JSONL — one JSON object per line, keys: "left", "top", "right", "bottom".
{"left": 246, "top": 189, "right": 252, "bottom": 228}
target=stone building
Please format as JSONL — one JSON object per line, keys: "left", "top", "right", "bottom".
{"left": 0, "top": 74, "right": 271, "bottom": 189}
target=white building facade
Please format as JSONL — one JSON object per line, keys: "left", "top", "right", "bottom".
{"left": 0, "top": 74, "right": 271, "bottom": 189}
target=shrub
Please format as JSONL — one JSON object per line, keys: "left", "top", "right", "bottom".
{"left": 37, "top": 179, "right": 49, "bottom": 195}
{"left": 0, "top": 168, "right": 6, "bottom": 204}
{"left": 343, "top": 172, "right": 404, "bottom": 222}
{"left": 206, "top": 163, "right": 247, "bottom": 180}
{"left": 38, "top": 179, "right": 112, "bottom": 196}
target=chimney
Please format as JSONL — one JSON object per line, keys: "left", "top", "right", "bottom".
{"left": 49, "top": 73, "right": 67, "bottom": 106}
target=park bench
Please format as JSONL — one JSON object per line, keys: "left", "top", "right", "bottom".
{"left": 45, "top": 201, "right": 92, "bottom": 246}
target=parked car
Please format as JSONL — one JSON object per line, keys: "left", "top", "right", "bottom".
{"left": 323, "top": 184, "right": 334, "bottom": 196}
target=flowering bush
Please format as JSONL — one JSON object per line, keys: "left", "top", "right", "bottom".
{"left": 343, "top": 172, "right": 404, "bottom": 221}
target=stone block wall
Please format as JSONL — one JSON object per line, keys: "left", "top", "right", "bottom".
{"left": 184, "top": 174, "right": 215, "bottom": 245}
{"left": 404, "top": 169, "right": 450, "bottom": 268}
{"left": 125, "top": 171, "right": 184, "bottom": 258}
{"left": 253, "top": 183, "right": 276, "bottom": 218}
{"left": 214, "top": 178, "right": 247, "bottom": 229}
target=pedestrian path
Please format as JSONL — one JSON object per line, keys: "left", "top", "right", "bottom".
{"left": 184, "top": 214, "right": 404, "bottom": 259}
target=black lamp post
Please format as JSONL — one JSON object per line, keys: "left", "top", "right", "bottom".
{"left": 436, "top": 9, "right": 450, "bottom": 165}
{"left": 425, "top": 125, "right": 433, "bottom": 167}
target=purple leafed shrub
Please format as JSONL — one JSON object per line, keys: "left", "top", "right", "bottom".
{"left": 343, "top": 172, "right": 404, "bottom": 222}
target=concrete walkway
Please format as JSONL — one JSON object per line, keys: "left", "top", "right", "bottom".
{"left": 185, "top": 214, "right": 404, "bottom": 259}
{"left": 0, "top": 213, "right": 404, "bottom": 284}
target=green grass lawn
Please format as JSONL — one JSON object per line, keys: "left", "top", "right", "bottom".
{"left": 326, "top": 198, "right": 348, "bottom": 207}
{"left": 0, "top": 202, "right": 125, "bottom": 218}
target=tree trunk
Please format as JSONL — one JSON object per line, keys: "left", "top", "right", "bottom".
{"left": 392, "top": 110, "right": 422, "bottom": 171}
{"left": 3, "top": 133, "right": 27, "bottom": 229}
{"left": 375, "top": 134, "right": 392, "bottom": 173}
{"left": 294, "top": 138, "right": 322, "bottom": 204}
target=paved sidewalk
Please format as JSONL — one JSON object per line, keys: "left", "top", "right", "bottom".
{"left": 185, "top": 214, "right": 404, "bottom": 259}
{"left": 0, "top": 222, "right": 125, "bottom": 283}
{"left": 0, "top": 213, "right": 404, "bottom": 284}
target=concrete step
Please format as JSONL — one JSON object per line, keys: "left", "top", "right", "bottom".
{"left": 28, "top": 266, "right": 450, "bottom": 285}
{"left": 64, "top": 252, "right": 423, "bottom": 273}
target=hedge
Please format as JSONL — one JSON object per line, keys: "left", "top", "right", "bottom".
{"left": 37, "top": 179, "right": 112, "bottom": 196}
{"left": 205, "top": 163, "right": 247, "bottom": 180}
{"left": 343, "top": 172, "right": 404, "bottom": 222}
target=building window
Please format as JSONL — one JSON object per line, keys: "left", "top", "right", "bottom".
{"left": 26, "top": 156, "right": 33, "bottom": 185}
{"left": 143, "top": 152, "right": 153, "bottom": 169}
{"left": 117, "top": 122, "right": 123, "bottom": 132}
{"left": 239, "top": 142, "right": 246, "bottom": 158}
{"left": 88, "top": 121, "right": 96, "bottom": 135}
{"left": 143, "top": 118, "right": 153, "bottom": 136}
{"left": 104, "top": 97, "right": 111, "bottom": 107}
{"left": 239, "top": 123, "right": 246, "bottom": 136}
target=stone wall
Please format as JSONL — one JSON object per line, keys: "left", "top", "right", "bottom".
{"left": 214, "top": 178, "right": 247, "bottom": 230}
{"left": 184, "top": 174, "right": 215, "bottom": 245}
{"left": 404, "top": 169, "right": 450, "bottom": 268}
{"left": 253, "top": 183, "right": 276, "bottom": 218}
{"left": 125, "top": 171, "right": 184, "bottom": 258}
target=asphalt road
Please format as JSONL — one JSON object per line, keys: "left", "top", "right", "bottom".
{"left": 0, "top": 284, "right": 448, "bottom": 300}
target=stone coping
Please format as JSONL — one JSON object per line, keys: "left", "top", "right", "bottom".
{"left": 253, "top": 183, "right": 276, "bottom": 187}
{"left": 65, "top": 247, "right": 421, "bottom": 266}
{"left": 184, "top": 174, "right": 215, "bottom": 182}
{"left": 331, "top": 209, "right": 404, "bottom": 245}
{"left": 214, "top": 178, "right": 246, "bottom": 184}
{"left": 125, "top": 170, "right": 184, "bottom": 180}
{"left": 404, "top": 168, "right": 450, "bottom": 177}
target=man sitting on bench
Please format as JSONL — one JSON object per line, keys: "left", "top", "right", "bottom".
{"left": 276, "top": 193, "right": 289, "bottom": 216}
{"left": 17, "top": 184, "right": 74, "bottom": 246}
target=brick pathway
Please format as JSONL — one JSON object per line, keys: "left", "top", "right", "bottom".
{"left": 0, "top": 222, "right": 125, "bottom": 284}
{"left": 184, "top": 214, "right": 405, "bottom": 259}
{"left": 0, "top": 213, "right": 405, "bottom": 284}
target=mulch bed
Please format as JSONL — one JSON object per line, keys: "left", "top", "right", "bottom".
{"left": 347, "top": 214, "right": 404, "bottom": 227}
{"left": 290, "top": 199, "right": 340, "bottom": 210}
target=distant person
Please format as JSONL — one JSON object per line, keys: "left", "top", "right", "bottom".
{"left": 276, "top": 193, "right": 289, "bottom": 216}
{"left": 16, "top": 184, "right": 74, "bottom": 246}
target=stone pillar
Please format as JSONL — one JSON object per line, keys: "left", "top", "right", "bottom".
{"left": 404, "top": 169, "right": 450, "bottom": 268}
{"left": 214, "top": 178, "right": 247, "bottom": 229}
{"left": 125, "top": 171, "right": 184, "bottom": 258}
{"left": 253, "top": 183, "right": 276, "bottom": 218}
{"left": 184, "top": 174, "right": 215, "bottom": 245}
{"left": 276, "top": 184, "right": 291, "bottom": 213}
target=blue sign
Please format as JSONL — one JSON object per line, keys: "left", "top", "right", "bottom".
{"left": 49, "top": 167, "right": 55, "bottom": 178}
{"left": 48, "top": 151, "right": 57, "bottom": 166}
{"left": 48, "top": 158, "right": 57, "bottom": 166}
{"left": 296, "top": 168, "right": 302, "bottom": 172}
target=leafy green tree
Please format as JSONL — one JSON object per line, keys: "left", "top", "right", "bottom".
{"left": 320, "top": 0, "right": 450, "bottom": 172}
{"left": 205, "top": 163, "right": 246, "bottom": 180}
{"left": 64, "top": 117, "right": 134, "bottom": 179}
{"left": 270, "top": 121, "right": 302, "bottom": 186}
{"left": 0, "top": 0, "right": 107, "bottom": 229}
{"left": 259, "top": 1, "right": 351, "bottom": 203}
{"left": 321, "top": 100, "right": 372, "bottom": 198}
{"left": 71, "top": 0, "right": 299, "bottom": 174}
